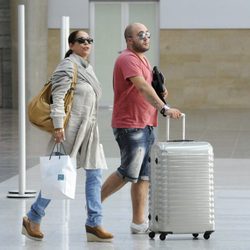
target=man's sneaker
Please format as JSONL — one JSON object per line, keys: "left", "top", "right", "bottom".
{"left": 130, "top": 221, "right": 149, "bottom": 234}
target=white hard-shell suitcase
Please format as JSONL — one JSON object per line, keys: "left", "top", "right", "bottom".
{"left": 148, "top": 114, "right": 215, "bottom": 240}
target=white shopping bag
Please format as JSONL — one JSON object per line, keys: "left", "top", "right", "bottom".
{"left": 40, "top": 153, "right": 77, "bottom": 200}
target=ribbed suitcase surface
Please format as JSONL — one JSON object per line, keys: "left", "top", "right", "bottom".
{"left": 148, "top": 116, "right": 215, "bottom": 240}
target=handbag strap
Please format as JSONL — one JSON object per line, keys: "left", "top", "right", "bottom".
{"left": 64, "top": 62, "right": 78, "bottom": 105}
{"left": 71, "top": 63, "right": 78, "bottom": 89}
{"left": 65, "top": 62, "right": 78, "bottom": 98}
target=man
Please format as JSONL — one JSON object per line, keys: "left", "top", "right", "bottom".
{"left": 101, "top": 23, "right": 182, "bottom": 233}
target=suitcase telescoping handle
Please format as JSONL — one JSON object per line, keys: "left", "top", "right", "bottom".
{"left": 166, "top": 113, "right": 185, "bottom": 141}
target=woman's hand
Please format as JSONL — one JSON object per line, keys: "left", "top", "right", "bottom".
{"left": 54, "top": 128, "right": 65, "bottom": 143}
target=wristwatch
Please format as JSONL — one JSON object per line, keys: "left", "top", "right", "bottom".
{"left": 160, "top": 104, "right": 170, "bottom": 117}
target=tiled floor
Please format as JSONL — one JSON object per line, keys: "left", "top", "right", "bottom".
{"left": 0, "top": 108, "right": 250, "bottom": 250}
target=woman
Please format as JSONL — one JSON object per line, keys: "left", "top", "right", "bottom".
{"left": 22, "top": 30, "right": 113, "bottom": 242}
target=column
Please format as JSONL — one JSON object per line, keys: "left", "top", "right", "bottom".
{"left": 10, "top": 0, "right": 48, "bottom": 108}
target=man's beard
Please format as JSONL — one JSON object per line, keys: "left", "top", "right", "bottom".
{"left": 132, "top": 42, "right": 150, "bottom": 53}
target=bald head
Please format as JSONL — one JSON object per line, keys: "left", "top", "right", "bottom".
{"left": 124, "top": 23, "right": 147, "bottom": 41}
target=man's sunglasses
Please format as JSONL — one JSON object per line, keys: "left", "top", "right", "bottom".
{"left": 75, "top": 37, "right": 94, "bottom": 44}
{"left": 137, "top": 31, "right": 151, "bottom": 40}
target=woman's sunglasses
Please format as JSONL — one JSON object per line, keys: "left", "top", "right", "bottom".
{"left": 75, "top": 37, "right": 94, "bottom": 44}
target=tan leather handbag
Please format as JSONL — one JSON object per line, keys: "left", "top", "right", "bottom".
{"left": 28, "top": 63, "right": 77, "bottom": 133}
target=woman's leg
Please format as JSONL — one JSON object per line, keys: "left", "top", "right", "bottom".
{"left": 22, "top": 191, "right": 51, "bottom": 240}
{"left": 84, "top": 169, "right": 113, "bottom": 242}
{"left": 27, "top": 191, "right": 51, "bottom": 224}
{"left": 85, "top": 169, "right": 102, "bottom": 227}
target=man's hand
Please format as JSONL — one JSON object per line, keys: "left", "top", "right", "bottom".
{"left": 166, "top": 108, "right": 182, "bottom": 119}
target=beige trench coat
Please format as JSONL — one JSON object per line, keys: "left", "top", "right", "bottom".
{"left": 49, "top": 53, "right": 107, "bottom": 170}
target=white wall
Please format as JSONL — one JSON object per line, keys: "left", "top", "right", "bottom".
{"left": 48, "top": 0, "right": 250, "bottom": 29}
{"left": 160, "top": 0, "right": 250, "bottom": 29}
{"left": 48, "top": 0, "right": 89, "bottom": 28}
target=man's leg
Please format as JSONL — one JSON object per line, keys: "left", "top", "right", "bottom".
{"left": 101, "top": 172, "right": 127, "bottom": 202}
{"left": 131, "top": 180, "right": 149, "bottom": 224}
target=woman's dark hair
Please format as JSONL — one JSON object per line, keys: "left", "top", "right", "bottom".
{"left": 64, "top": 30, "right": 80, "bottom": 58}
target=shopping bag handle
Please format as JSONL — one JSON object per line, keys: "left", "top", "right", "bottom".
{"left": 49, "top": 143, "right": 66, "bottom": 160}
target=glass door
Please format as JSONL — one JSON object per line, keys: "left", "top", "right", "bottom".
{"left": 90, "top": 1, "right": 159, "bottom": 107}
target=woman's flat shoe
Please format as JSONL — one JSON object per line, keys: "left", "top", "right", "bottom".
{"left": 85, "top": 225, "right": 113, "bottom": 242}
{"left": 22, "top": 216, "right": 44, "bottom": 241}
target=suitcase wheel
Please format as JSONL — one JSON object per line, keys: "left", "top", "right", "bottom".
{"left": 192, "top": 233, "right": 199, "bottom": 239}
{"left": 203, "top": 231, "right": 211, "bottom": 240}
{"left": 149, "top": 231, "right": 155, "bottom": 239}
{"left": 159, "top": 233, "right": 168, "bottom": 241}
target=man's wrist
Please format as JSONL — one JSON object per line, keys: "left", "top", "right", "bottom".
{"left": 160, "top": 104, "right": 170, "bottom": 117}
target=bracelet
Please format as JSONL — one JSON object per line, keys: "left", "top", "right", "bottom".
{"left": 160, "top": 104, "right": 170, "bottom": 117}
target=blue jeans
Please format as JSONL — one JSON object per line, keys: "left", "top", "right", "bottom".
{"left": 113, "top": 126, "right": 155, "bottom": 183}
{"left": 27, "top": 169, "right": 102, "bottom": 227}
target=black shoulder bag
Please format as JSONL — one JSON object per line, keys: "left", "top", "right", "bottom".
{"left": 152, "top": 66, "right": 166, "bottom": 104}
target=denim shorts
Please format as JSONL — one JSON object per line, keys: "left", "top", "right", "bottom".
{"left": 113, "top": 126, "right": 155, "bottom": 183}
